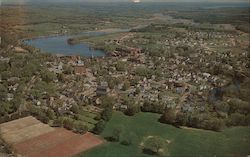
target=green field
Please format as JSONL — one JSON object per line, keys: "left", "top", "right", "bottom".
{"left": 79, "top": 111, "right": 250, "bottom": 157}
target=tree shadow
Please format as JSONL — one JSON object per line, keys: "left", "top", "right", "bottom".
{"left": 142, "top": 148, "right": 157, "bottom": 155}
{"left": 104, "top": 136, "right": 118, "bottom": 142}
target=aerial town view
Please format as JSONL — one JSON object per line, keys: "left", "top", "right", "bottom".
{"left": 0, "top": 0, "right": 249, "bottom": 157}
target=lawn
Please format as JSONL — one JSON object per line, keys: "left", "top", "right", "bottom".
{"left": 79, "top": 111, "right": 250, "bottom": 157}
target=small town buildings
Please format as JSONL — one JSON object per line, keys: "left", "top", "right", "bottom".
{"left": 74, "top": 65, "right": 86, "bottom": 75}
{"left": 96, "top": 82, "right": 110, "bottom": 96}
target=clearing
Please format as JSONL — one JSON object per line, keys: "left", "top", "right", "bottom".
{"left": 0, "top": 116, "right": 104, "bottom": 157}
{"left": 80, "top": 111, "right": 250, "bottom": 157}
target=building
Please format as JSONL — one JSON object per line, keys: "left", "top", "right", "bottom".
{"left": 74, "top": 65, "right": 86, "bottom": 75}
{"left": 96, "top": 82, "right": 110, "bottom": 96}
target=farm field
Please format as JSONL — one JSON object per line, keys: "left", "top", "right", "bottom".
{"left": 81, "top": 111, "right": 250, "bottom": 157}
{"left": 0, "top": 117, "right": 104, "bottom": 157}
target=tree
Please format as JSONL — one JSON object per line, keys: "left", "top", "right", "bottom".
{"left": 41, "top": 70, "right": 56, "bottom": 83}
{"left": 159, "top": 108, "right": 176, "bottom": 125}
{"left": 0, "top": 84, "right": 7, "bottom": 101}
{"left": 116, "top": 61, "right": 127, "bottom": 71}
{"left": 122, "top": 80, "right": 130, "bottom": 91}
{"left": 120, "top": 132, "right": 137, "bottom": 146}
{"left": 57, "top": 73, "right": 65, "bottom": 82}
{"left": 209, "top": 118, "right": 224, "bottom": 131}
{"left": 22, "top": 62, "right": 40, "bottom": 77}
{"left": 135, "top": 66, "right": 153, "bottom": 78}
{"left": 46, "top": 109, "right": 56, "bottom": 120}
{"left": 124, "top": 98, "right": 140, "bottom": 116}
{"left": 108, "top": 127, "right": 123, "bottom": 142}
{"left": 125, "top": 104, "right": 140, "bottom": 116}
{"left": 227, "top": 113, "right": 246, "bottom": 126}
{"left": 52, "top": 117, "right": 64, "bottom": 127}
{"left": 142, "top": 136, "right": 166, "bottom": 155}
{"left": 70, "top": 104, "right": 79, "bottom": 114}
{"left": 31, "top": 81, "right": 56, "bottom": 99}
{"left": 175, "top": 112, "right": 188, "bottom": 126}
{"left": 101, "top": 107, "right": 113, "bottom": 121}
{"left": 215, "top": 101, "right": 230, "bottom": 113}
{"left": 141, "top": 101, "right": 165, "bottom": 114}
{"left": 93, "top": 120, "right": 106, "bottom": 134}
{"left": 29, "top": 106, "right": 50, "bottom": 124}
{"left": 201, "top": 117, "right": 224, "bottom": 131}
{"left": 228, "top": 98, "right": 250, "bottom": 115}
{"left": 63, "top": 65, "right": 73, "bottom": 74}
{"left": 63, "top": 118, "right": 74, "bottom": 130}
{"left": 101, "top": 96, "right": 115, "bottom": 108}
{"left": 74, "top": 122, "right": 88, "bottom": 134}
{"left": 37, "top": 112, "right": 50, "bottom": 124}
{"left": 0, "top": 102, "right": 11, "bottom": 116}
{"left": 135, "top": 87, "right": 140, "bottom": 95}
{"left": 0, "top": 62, "right": 9, "bottom": 72}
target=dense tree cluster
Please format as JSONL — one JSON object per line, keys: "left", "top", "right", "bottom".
{"left": 93, "top": 96, "right": 114, "bottom": 134}
{"left": 141, "top": 101, "right": 165, "bottom": 114}
{"left": 159, "top": 96, "right": 250, "bottom": 131}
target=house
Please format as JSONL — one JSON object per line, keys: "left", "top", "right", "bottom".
{"left": 74, "top": 65, "right": 86, "bottom": 75}
{"left": 113, "top": 102, "right": 128, "bottom": 111}
{"left": 96, "top": 86, "right": 109, "bottom": 96}
{"left": 96, "top": 82, "right": 110, "bottom": 96}
{"left": 69, "top": 56, "right": 84, "bottom": 65}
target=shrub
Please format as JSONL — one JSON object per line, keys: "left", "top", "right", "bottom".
{"left": 41, "top": 70, "right": 56, "bottom": 83}
{"left": 116, "top": 61, "right": 127, "bottom": 71}
{"left": 37, "top": 113, "right": 50, "bottom": 124}
{"left": 124, "top": 98, "right": 140, "bottom": 116}
{"left": 93, "top": 120, "right": 106, "bottom": 134}
{"left": 227, "top": 113, "right": 247, "bottom": 126}
{"left": 74, "top": 121, "right": 88, "bottom": 134}
{"left": 101, "top": 107, "right": 113, "bottom": 121}
{"left": 141, "top": 101, "right": 165, "bottom": 114}
{"left": 46, "top": 109, "right": 56, "bottom": 120}
{"left": 228, "top": 99, "right": 250, "bottom": 115}
{"left": 52, "top": 118, "right": 64, "bottom": 127}
{"left": 70, "top": 105, "right": 79, "bottom": 114}
{"left": 63, "top": 118, "right": 74, "bottom": 130}
{"left": 159, "top": 108, "right": 176, "bottom": 125}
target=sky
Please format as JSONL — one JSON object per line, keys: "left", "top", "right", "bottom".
{"left": 1, "top": 0, "right": 249, "bottom": 3}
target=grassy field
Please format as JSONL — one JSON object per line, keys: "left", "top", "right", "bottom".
{"left": 79, "top": 111, "right": 250, "bottom": 157}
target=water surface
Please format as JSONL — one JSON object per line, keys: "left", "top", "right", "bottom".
{"left": 24, "top": 29, "right": 129, "bottom": 57}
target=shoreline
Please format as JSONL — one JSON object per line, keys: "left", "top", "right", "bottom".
{"left": 20, "top": 28, "right": 131, "bottom": 42}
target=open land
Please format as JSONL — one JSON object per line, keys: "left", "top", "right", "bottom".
{"left": 80, "top": 111, "right": 250, "bottom": 157}
{"left": 0, "top": 116, "right": 104, "bottom": 157}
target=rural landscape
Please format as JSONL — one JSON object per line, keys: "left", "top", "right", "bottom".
{"left": 0, "top": 0, "right": 250, "bottom": 157}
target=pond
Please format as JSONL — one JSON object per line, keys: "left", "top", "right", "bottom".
{"left": 23, "top": 29, "right": 129, "bottom": 57}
